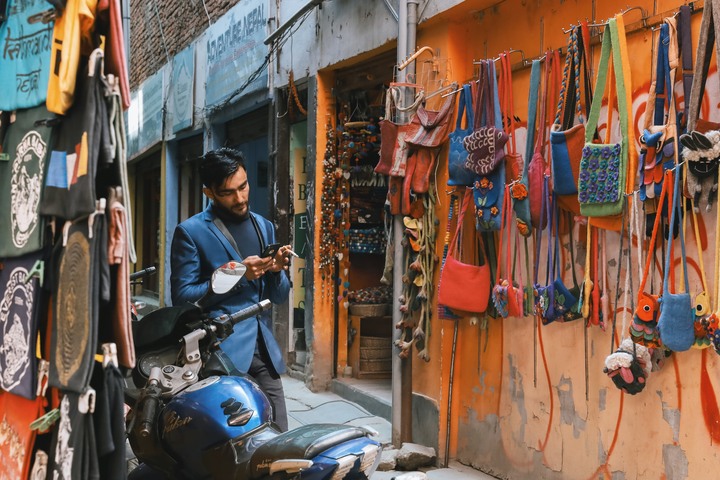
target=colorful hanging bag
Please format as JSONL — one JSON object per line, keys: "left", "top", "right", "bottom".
{"left": 578, "top": 19, "right": 630, "bottom": 218}
{"left": 437, "top": 188, "right": 491, "bottom": 313}
{"left": 657, "top": 169, "right": 695, "bottom": 352}
{"left": 447, "top": 84, "right": 478, "bottom": 186}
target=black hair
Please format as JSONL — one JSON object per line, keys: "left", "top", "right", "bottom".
{"left": 198, "top": 147, "right": 247, "bottom": 190}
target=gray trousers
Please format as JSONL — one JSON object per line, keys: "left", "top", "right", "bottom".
{"left": 248, "top": 350, "right": 288, "bottom": 431}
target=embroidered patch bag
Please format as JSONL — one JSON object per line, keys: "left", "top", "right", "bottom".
{"left": 578, "top": 19, "right": 630, "bottom": 218}
{"left": 0, "top": 106, "right": 55, "bottom": 257}
{"left": 473, "top": 59, "right": 505, "bottom": 232}
{"left": 447, "top": 84, "right": 478, "bottom": 186}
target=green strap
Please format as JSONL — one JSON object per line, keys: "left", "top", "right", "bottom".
{"left": 584, "top": 19, "right": 628, "bottom": 146}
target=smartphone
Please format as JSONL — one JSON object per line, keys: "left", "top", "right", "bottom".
{"left": 260, "top": 243, "right": 282, "bottom": 258}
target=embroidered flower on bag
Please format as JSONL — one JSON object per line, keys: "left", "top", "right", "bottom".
{"left": 601, "top": 146, "right": 612, "bottom": 159}
{"left": 490, "top": 206, "right": 499, "bottom": 216}
{"left": 480, "top": 177, "right": 492, "bottom": 189}
{"left": 511, "top": 182, "right": 528, "bottom": 200}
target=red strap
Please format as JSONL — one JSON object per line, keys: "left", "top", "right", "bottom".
{"left": 638, "top": 170, "right": 670, "bottom": 296}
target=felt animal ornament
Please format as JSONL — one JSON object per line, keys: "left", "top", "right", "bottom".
{"left": 639, "top": 130, "right": 675, "bottom": 201}
{"left": 679, "top": 130, "right": 720, "bottom": 211}
{"left": 604, "top": 338, "right": 652, "bottom": 395}
{"left": 689, "top": 200, "right": 714, "bottom": 349}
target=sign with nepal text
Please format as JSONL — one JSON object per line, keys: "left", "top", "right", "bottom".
{"left": 205, "top": 0, "right": 268, "bottom": 107}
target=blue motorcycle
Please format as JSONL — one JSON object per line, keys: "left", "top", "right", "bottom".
{"left": 125, "top": 263, "right": 382, "bottom": 479}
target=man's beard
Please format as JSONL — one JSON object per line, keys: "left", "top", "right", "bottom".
{"left": 214, "top": 202, "right": 250, "bottom": 221}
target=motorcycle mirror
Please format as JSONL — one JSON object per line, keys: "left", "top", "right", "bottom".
{"left": 210, "top": 261, "right": 247, "bottom": 295}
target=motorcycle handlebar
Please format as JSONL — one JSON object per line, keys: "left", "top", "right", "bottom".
{"left": 211, "top": 299, "right": 272, "bottom": 338}
{"left": 130, "top": 266, "right": 157, "bottom": 282}
{"left": 229, "top": 299, "right": 272, "bottom": 324}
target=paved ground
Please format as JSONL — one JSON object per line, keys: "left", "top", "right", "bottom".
{"left": 282, "top": 375, "right": 498, "bottom": 479}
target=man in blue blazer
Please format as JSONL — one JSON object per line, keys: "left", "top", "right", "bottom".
{"left": 170, "top": 147, "right": 292, "bottom": 430}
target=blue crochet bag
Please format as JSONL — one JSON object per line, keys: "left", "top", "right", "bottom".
{"left": 657, "top": 169, "right": 694, "bottom": 351}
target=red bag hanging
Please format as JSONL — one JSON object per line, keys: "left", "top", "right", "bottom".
{"left": 438, "top": 188, "right": 491, "bottom": 313}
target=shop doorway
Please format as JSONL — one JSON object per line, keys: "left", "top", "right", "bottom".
{"left": 331, "top": 50, "right": 396, "bottom": 415}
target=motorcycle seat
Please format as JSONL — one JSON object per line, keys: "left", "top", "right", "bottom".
{"left": 247, "top": 424, "right": 369, "bottom": 478}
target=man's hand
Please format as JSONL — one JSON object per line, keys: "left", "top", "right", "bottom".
{"left": 243, "top": 255, "right": 275, "bottom": 280}
{"left": 268, "top": 245, "right": 293, "bottom": 273}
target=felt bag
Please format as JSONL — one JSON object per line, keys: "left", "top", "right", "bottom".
{"left": 405, "top": 83, "right": 457, "bottom": 149}
{"left": 375, "top": 86, "right": 425, "bottom": 177}
{"left": 550, "top": 211, "right": 582, "bottom": 322}
{"left": 463, "top": 126, "right": 508, "bottom": 175}
{"left": 578, "top": 19, "right": 630, "bottom": 218}
{"left": 528, "top": 51, "right": 556, "bottom": 230}
{"left": 550, "top": 26, "right": 591, "bottom": 196}
{"left": 492, "top": 185, "right": 524, "bottom": 318}
{"left": 629, "top": 173, "right": 669, "bottom": 348}
{"left": 503, "top": 53, "right": 532, "bottom": 235}
{"left": 0, "top": 252, "right": 45, "bottom": 399}
{"left": 0, "top": 106, "right": 55, "bottom": 258}
{"left": 447, "top": 84, "right": 478, "bottom": 186}
{"left": 657, "top": 169, "right": 695, "bottom": 352}
{"left": 473, "top": 59, "right": 506, "bottom": 232}
{"left": 533, "top": 176, "right": 555, "bottom": 322}
{"left": 437, "top": 189, "right": 491, "bottom": 313}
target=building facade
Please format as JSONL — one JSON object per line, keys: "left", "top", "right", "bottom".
{"left": 127, "top": 1, "right": 720, "bottom": 478}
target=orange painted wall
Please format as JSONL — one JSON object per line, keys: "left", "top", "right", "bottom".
{"left": 412, "top": 1, "right": 720, "bottom": 479}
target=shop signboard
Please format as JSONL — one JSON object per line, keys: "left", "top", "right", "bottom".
{"left": 204, "top": 0, "right": 269, "bottom": 107}
{"left": 171, "top": 45, "right": 195, "bottom": 133}
{"left": 127, "top": 69, "right": 165, "bottom": 159}
{"left": 291, "top": 122, "right": 308, "bottom": 313}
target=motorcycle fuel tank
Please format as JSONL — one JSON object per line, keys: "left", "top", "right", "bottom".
{"left": 159, "top": 375, "right": 273, "bottom": 475}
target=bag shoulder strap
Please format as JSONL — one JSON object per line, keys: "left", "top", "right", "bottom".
{"left": 688, "top": 0, "right": 720, "bottom": 131}
{"left": 678, "top": 5, "right": 693, "bottom": 130}
{"left": 664, "top": 168, "right": 690, "bottom": 295}
{"left": 638, "top": 172, "right": 669, "bottom": 295}
{"left": 448, "top": 188, "right": 474, "bottom": 259}
{"left": 525, "top": 60, "right": 541, "bottom": 164}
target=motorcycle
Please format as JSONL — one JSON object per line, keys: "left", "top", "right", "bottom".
{"left": 125, "top": 262, "right": 383, "bottom": 479}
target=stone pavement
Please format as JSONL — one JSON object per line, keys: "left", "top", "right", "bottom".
{"left": 282, "top": 375, "right": 498, "bottom": 479}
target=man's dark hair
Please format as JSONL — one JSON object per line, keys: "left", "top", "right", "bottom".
{"left": 198, "top": 147, "right": 247, "bottom": 189}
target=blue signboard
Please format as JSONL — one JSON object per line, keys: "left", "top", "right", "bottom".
{"left": 205, "top": 0, "right": 269, "bottom": 106}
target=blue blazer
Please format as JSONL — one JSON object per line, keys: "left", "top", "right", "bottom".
{"left": 170, "top": 204, "right": 290, "bottom": 374}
